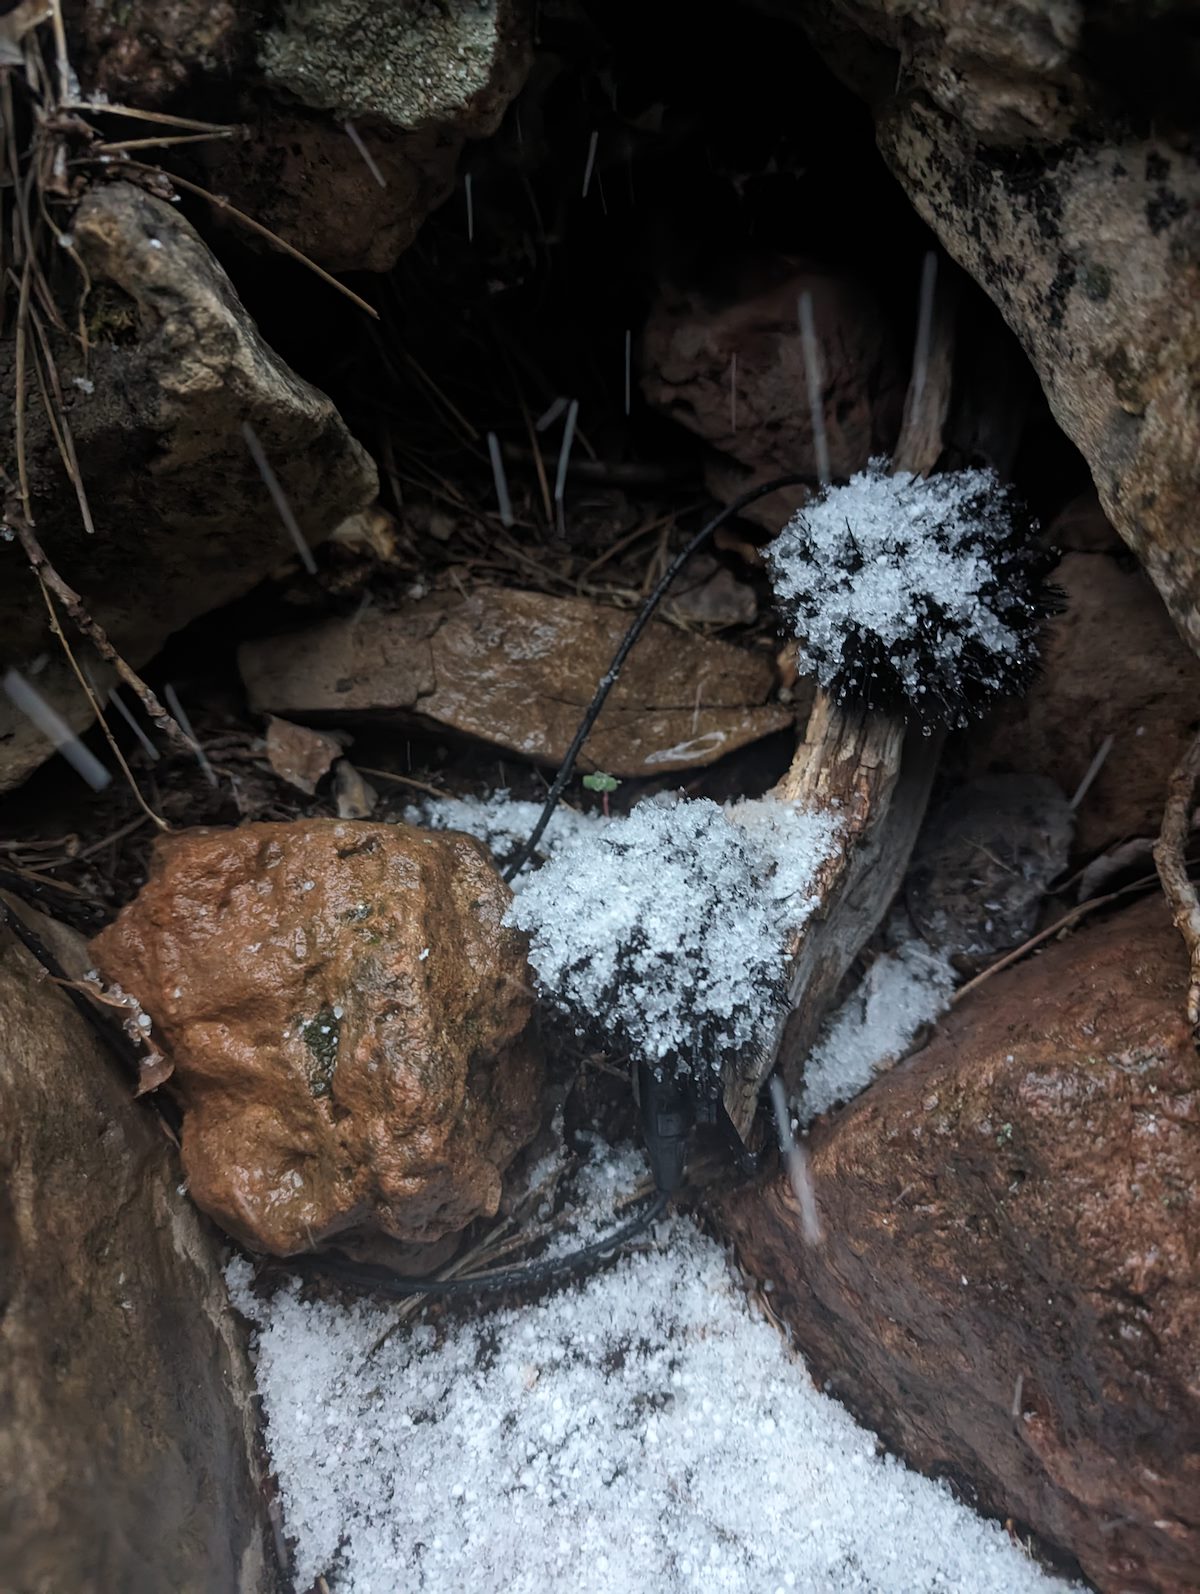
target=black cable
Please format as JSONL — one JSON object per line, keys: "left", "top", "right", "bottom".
{"left": 502, "top": 472, "right": 812, "bottom": 882}
{"left": 291, "top": 1188, "right": 671, "bottom": 1299}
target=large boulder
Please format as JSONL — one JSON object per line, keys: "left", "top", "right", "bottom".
{"left": 762, "top": 0, "right": 1200, "bottom": 656}
{"left": 89, "top": 819, "right": 544, "bottom": 1257}
{"left": 0, "top": 180, "right": 377, "bottom": 792}
{"left": 718, "top": 894, "right": 1200, "bottom": 1592}
{"left": 0, "top": 904, "right": 276, "bottom": 1593}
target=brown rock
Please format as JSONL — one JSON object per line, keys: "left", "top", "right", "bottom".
{"left": 72, "top": 0, "right": 241, "bottom": 105}
{"left": 969, "top": 549, "right": 1200, "bottom": 854}
{"left": 89, "top": 819, "right": 543, "bottom": 1256}
{"left": 0, "top": 904, "right": 275, "bottom": 1593}
{"left": 238, "top": 588, "right": 795, "bottom": 778}
{"left": 766, "top": 0, "right": 1200, "bottom": 656}
{"left": 198, "top": 107, "right": 465, "bottom": 274}
{"left": 263, "top": 715, "right": 345, "bottom": 795}
{"left": 0, "top": 180, "right": 377, "bottom": 792}
{"left": 642, "top": 262, "right": 903, "bottom": 525}
{"left": 718, "top": 895, "right": 1200, "bottom": 1593}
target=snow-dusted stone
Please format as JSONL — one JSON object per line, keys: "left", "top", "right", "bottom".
{"left": 89, "top": 819, "right": 542, "bottom": 1256}
{"left": 720, "top": 895, "right": 1200, "bottom": 1592}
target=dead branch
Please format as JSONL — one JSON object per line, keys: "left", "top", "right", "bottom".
{"left": 724, "top": 260, "right": 959, "bottom": 1138}
{"left": 1153, "top": 726, "right": 1200, "bottom": 1032}
{"left": 9, "top": 511, "right": 199, "bottom": 762}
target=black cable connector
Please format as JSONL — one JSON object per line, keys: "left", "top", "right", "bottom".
{"left": 292, "top": 1188, "right": 671, "bottom": 1299}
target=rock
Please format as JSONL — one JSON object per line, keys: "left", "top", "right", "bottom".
{"left": 905, "top": 774, "right": 1073, "bottom": 968}
{"left": 263, "top": 715, "right": 345, "bottom": 795}
{"left": 0, "top": 903, "right": 275, "bottom": 1593}
{"left": 718, "top": 895, "right": 1200, "bottom": 1593}
{"left": 968, "top": 549, "right": 1200, "bottom": 854}
{"left": 641, "top": 262, "right": 903, "bottom": 527}
{"left": 0, "top": 180, "right": 377, "bottom": 794}
{"left": 664, "top": 556, "right": 759, "bottom": 628}
{"left": 238, "top": 588, "right": 795, "bottom": 778}
{"left": 259, "top": 0, "right": 531, "bottom": 138}
{"left": 197, "top": 106, "right": 466, "bottom": 274}
{"left": 767, "top": 0, "right": 1200, "bottom": 655}
{"left": 72, "top": 0, "right": 240, "bottom": 105}
{"left": 89, "top": 819, "right": 543, "bottom": 1257}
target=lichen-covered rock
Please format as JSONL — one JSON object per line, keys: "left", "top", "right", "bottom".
{"left": 642, "top": 263, "right": 902, "bottom": 527}
{"left": 765, "top": 0, "right": 1200, "bottom": 655}
{"left": 969, "top": 542, "right": 1200, "bottom": 854}
{"left": 238, "top": 588, "right": 796, "bottom": 777}
{"left": 258, "top": 0, "right": 531, "bottom": 136}
{"left": 719, "top": 895, "right": 1200, "bottom": 1593}
{"left": 0, "top": 903, "right": 275, "bottom": 1593}
{"left": 0, "top": 180, "right": 377, "bottom": 792}
{"left": 89, "top": 819, "right": 543, "bottom": 1256}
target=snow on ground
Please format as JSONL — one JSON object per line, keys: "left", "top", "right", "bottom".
{"left": 797, "top": 935, "right": 957, "bottom": 1125}
{"left": 231, "top": 1159, "right": 1073, "bottom": 1594}
{"left": 403, "top": 792, "right": 603, "bottom": 887}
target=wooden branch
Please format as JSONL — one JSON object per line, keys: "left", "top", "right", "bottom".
{"left": 10, "top": 511, "right": 198, "bottom": 762}
{"left": 1153, "top": 726, "right": 1200, "bottom": 1032}
{"left": 723, "top": 263, "right": 959, "bottom": 1139}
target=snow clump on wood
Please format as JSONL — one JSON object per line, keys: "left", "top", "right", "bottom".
{"left": 765, "top": 460, "right": 1058, "bottom": 728}
{"left": 505, "top": 795, "right": 836, "bottom": 1076}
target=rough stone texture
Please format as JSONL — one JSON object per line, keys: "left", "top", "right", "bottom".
{"left": 719, "top": 894, "right": 1200, "bottom": 1594}
{"left": 642, "top": 262, "right": 903, "bottom": 526}
{"left": 69, "top": 0, "right": 241, "bottom": 104}
{"left": 0, "top": 904, "right": 275, "bottom": 1594}
{"left": 0, "top": 180, "right": 377, "bottom": 793}
{"left": 968, "top": 548, "right": 1200, "bottom": 854}
{"left": 259, "top": 0, "right": 531, "bottom": 136}
{"left": 238, "top": 588, "right": 795, "bottom": 777}
{"left": 905, "top": 773, "right": 1073, "bottom": 967}
{"left": 89, "top": 819, "right": 543, "bottom": 1257}
{"left": 764, "top": 0, "right": 1200, "bottom": 656}
{"left": 199, "top": 106, "right": 465, "bottom": 273}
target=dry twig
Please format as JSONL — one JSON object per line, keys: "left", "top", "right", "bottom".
{"left": 1153, "top": 726, "right": 1200, "bottom": 1032}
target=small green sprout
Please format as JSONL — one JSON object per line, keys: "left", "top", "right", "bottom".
{"left": 582, "top": 772, "right": 621, "bottom": 793}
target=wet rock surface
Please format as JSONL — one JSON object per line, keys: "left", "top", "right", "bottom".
{"left": 238, "top": 588, "right": 795, "bottom": 778}
{"left": 0, "top": 180, "right": 377, "bottom": 792}
{"left": 0, "top": 904, "right": 275, "bottom": 1594}
{"left": 969, "top": 546, "right": 1200, "bottom": 854}
{"left": 719, "top": 895, "right": 1200, "bottom": 1593}
{"left": 90, "top": 819, "right": 543, "bottom": 1256}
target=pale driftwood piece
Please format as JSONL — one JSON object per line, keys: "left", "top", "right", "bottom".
{"left": 1152, "top": 725, "right": 1200, "bottom": 1033}
{"left": 723, "top": 271, "right": 957, "bottom": 1139}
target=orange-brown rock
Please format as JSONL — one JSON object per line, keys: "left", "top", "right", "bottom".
{"left": 718, "top": 896, "right": 1200, "bottom": 1593}
{"left": 969, "top": 544, "right": 1200, "bottom": 854}
{"left": 90, "top": 819, "right": 542, "bottom": 1257}
{"left": 238, "top": 588, "right": 795, "bottom": 778}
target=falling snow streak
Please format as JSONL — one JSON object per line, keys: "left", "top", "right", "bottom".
{"left": 909, "top": 252, "right": 938, "bottom": 413}
{"left": 798, "top": 291, "right": 831, "bottom": 486}
{"left": 342, "top": 121, "right": 387, "bottom": 188}
{"left": 163, "top": 683, "right": 217, "bottom": 787}
{"left": 553, "top": 399, "right": 580, "bottom": 536}
{"left": 241, "top": 422, "right": 317, "bottom": 575}
{"left": 2, "top": 668, "right": 111, "bottom": 790}
{"left": 487, "top": 432, "right": 514, "bottom": 527}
